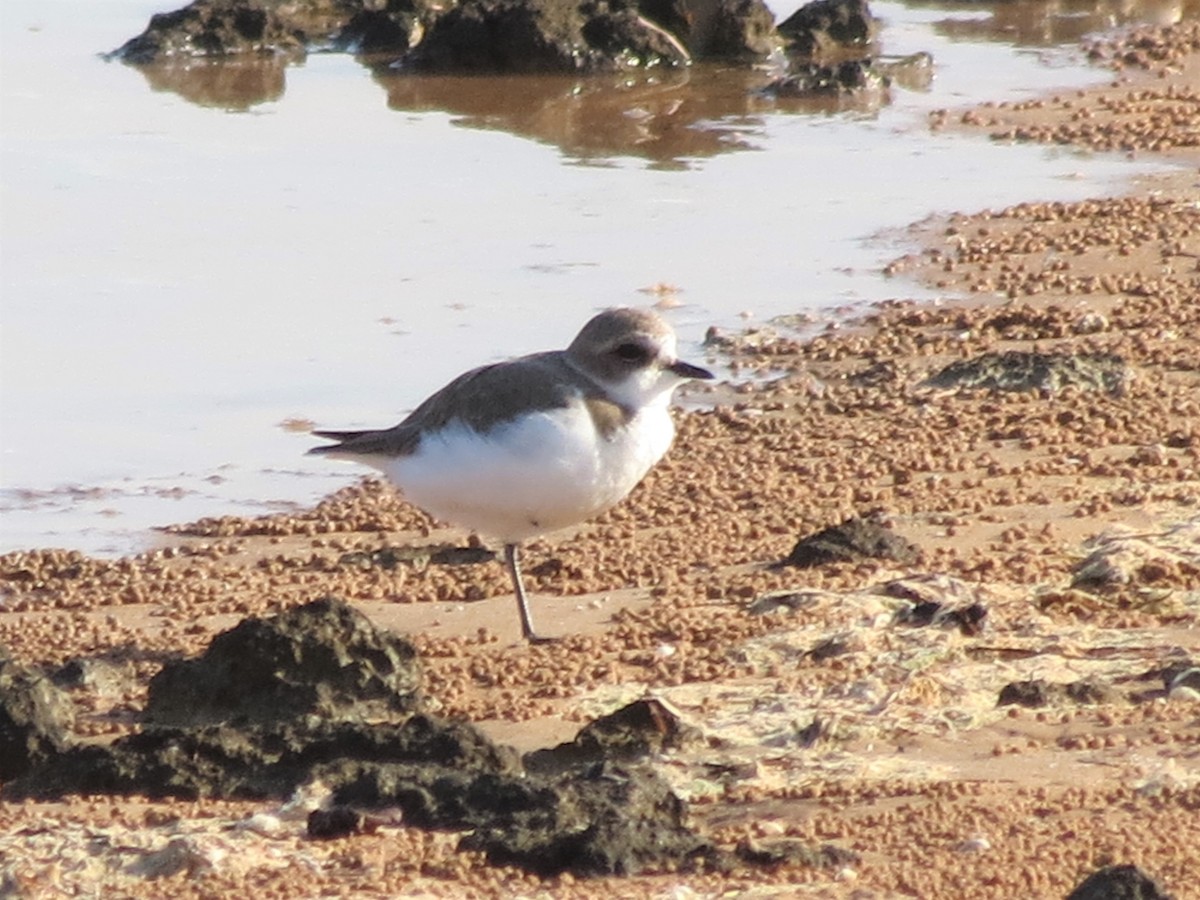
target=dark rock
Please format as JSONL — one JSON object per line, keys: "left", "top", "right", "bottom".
{"left": 699, "top": 0, "right": 778, "bottom": 58}
{"left": 793, "top": 718, "right": 823, "bottom": 747}
{"left": 997, "top": 680, "right": 1055, "bottom": 708}
{"left": 777, "top": 0, "right": 878, "bottom": 58}
{"left": 111, "top": 0, "right": 440, "bottom": 64}
{"left": 734, "top": 837, "right": 858, "bottom": 870}
{"left": 763, "top": 58, "right": 886, "bottom": 95}
{"left": 896, "top": 600, "right": 942, "bottom": 627}
{"left": 528, "top": 557, "right": 565, "bottom": 578}
{"left": 428, "top": 544, "right": 497, "bottom": 565}
{"left": 0, "top": 655, "right": 75, "bottom": 781}
{"left": 458, "top": 761, "right": 711, "bottom": 877}
{"left": 1164, "top": 430, "right": 1195, "bottom": 449}
{"left": 880, "top": 50, "right": 933, "bottom": 91}
{"left": 1066, "top": 863, "right": 1174, "bottom": 900}
{"left": 779, "top": 517, "right": 919, "bottom": 569}
{"left": 997, "top": 677, "right": 1119, "bottom": 709}
{"left": 407, "top": 0, "right": 779, "bottom": 71}
{"left": 333, "top": 762, "right": 549, "bottom": 828}
{"left": 848, "top": 359, "right": 901, "bottom": 386}
{"left": 924, "top": 351, "right": 1129, "bottom": 395}
{"left": 336, "top": 748, "right": 844, "bottom": 878}
{"left": 1064, "top": 678, "right": 1120, "bottom": 705}
{"left": 3, "top": 600, "right": 715, "bottom": 878}
{"left": 525, "top": 698, "right": 698, "bottom": 775}
{"left": 144, "top": 596, "right": 420, "bottom": 728}
{"left": 332, "top": 737, "right": 723, "bottom": 877}
{"left": 880, "top": 574, "right": 983, "bottom": 606}
{"left": 307, "top": 805, "right": 364, "bottom": 839}
{"left": 637, "top": 0, "right": 777, "bottom": 59}
{"left": 765, "top": 50, "right": 928, "bottom": 98}
{"left": 52, "top": 656, "right": 135, "bottom": 699}
{"left": 321, "top": 704, "right": 726, "bottom": 878}
{"left": 335, "top": 4, "right": 425, "bottom": 54}
{"left": 895, "top": 600, "right": 988, "bottom": 636}
{"left": 111, "top": 0, "right": 781, "bottom": 70}
{"left": 4, "top": 712, "right": 515, "bottom": 801}
{"left": 746, "top": 590, "right": 820, "bottom": 615}
{"left": 110, "top": 0, "right": 307, "bottom": 63}
{"left": 408, "top": 0, "right": 692, "bottom": 72}
{"left": 3, "top": 602, "right": 847, "bottom": 879}
{"left": 807, "top": 634, "right": 855, "bottom": 660}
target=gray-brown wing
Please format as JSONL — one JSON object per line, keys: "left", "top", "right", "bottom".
{"left": 308, "top": 352, "right": 589, "bottom": 459}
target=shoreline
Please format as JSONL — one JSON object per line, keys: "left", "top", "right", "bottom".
{"left": 4, "top": 18, "right": 1200, "bottom": 898}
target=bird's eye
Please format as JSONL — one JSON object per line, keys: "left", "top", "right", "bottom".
{"left": 613, "top": 342, "right": 648, "bottom": 363}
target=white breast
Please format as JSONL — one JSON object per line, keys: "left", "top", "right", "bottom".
{"left": 378, "top": 400, "right": 675, "bottom": 543}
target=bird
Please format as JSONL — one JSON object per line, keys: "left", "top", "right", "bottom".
{"left": 308, "top": 307, "right": 714, "bottom": 643}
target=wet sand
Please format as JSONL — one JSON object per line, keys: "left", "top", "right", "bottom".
{"left": 3, "top": 20, "right": 1200, "bottom": 899}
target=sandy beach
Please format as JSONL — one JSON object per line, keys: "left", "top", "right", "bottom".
{"left": 3, "top": 18, "right": 1200, "bottom": 899}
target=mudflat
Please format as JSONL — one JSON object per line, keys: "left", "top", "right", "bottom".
{"left": 3, "top": 20, "right": 1199, "bottom": 899}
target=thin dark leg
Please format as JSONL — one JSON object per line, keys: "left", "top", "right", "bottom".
{"left": 505, "top": 543, "right": 552, "bottom": 644}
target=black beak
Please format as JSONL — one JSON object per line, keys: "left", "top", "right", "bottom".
{"left": 668, "top": 359, "right": 715, "bottom": 381}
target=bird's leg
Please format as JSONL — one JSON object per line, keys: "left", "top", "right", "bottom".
{"left": 505, "top": 543, "right": 553, "bottom": 644}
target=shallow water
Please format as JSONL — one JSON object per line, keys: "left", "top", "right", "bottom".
{"left": 0, "top": 0, "right": 1186, "bottom": 555}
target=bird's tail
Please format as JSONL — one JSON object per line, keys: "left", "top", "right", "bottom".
{"left": 308, "top": 428, "right": 413, "bottom": 458}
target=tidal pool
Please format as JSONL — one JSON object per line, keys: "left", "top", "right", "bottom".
{"left": 0, "top": 0, "right": 1182, "bottom": 555}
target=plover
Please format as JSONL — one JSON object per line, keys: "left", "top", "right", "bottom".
{"left": 309, "top": 307, "right": 714, "bottom": 642}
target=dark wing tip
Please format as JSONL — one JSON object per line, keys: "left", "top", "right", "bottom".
{"left": 307, "top": 426, "right": 417, "bottom": 458}
{"left": 307, "top": 429, "right": 362, "bottom": 455}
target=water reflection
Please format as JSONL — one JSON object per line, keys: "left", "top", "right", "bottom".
{"left": 371, "top": 64, "right": 885, "bottom": 167}
{"left": 910, "top": 0, "right": 1190, "bottom": 47}
{"left": 122, "top": 54, "right": 895, "bottom": 164}
{"left": 113, "top": 0, "right": 1194, "bottom": 157}
{"left": 133, "top": 57, "right": 289, "bottom": 110}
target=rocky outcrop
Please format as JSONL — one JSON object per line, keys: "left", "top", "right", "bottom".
{"left": 1066, "top": 864, "right": 1175, "bottom": 900}
{"left": 110, "top": 0, "right": 782, "bottom": 70}
{"left": 777, "top": 0, "right": 879, "bottom": 58}
{"left": 0, "top": 650, "right": 75, "bottom": 780}
{"left": 110, "top": 0, "right": 308, "bottom": 63}
{"left": 779, "top": 517, "right": 920, "bottom": 569}
{"left": 143, "top": 596, "right": 421, "bottom": 728}
{"left": 405, "top": 0, "right": 692, "bottom": 72}
{"left": 107, "top": 0, "right": 917, "bottom": 105}
{"left": 924, "top": 351, "right": 1130, "bottom": 395}
{"left": 2, "top": 599, "right": 845, "bottom": 878}
{"left": 761, "top": 58, "right": 884, "bottom": 95}
{"left": 634, "top": 0, "right": 777, "bottom": 59}
{"left": 109, "top": 0, "right": 446, "bottom": 61}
